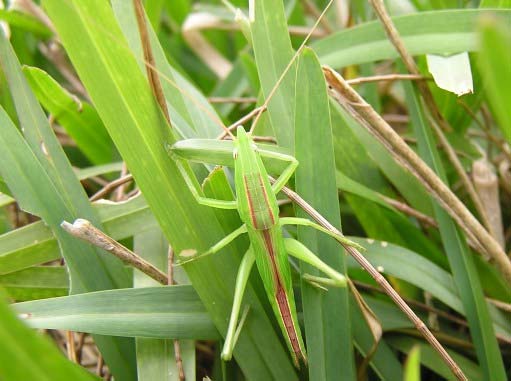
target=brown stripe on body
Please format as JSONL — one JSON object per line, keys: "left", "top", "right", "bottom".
{"left": 261, "top": 230, "right": 305, "bottom": 364}
{"left": 243, "top": 174, "right": 275, "bottom": 229}
{"left": 257, "top": 175, "right": 275, "bottom": 225}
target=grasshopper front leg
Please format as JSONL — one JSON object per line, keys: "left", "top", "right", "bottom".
{"left": 173, "top": 158, "right": 238, "bottom": 210}
{"left": 177, "top": 224, "right": 248, "bottom": 265}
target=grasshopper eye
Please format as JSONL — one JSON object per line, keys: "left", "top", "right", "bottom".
{"left": 233, "top": 148, "right": 238, "bottom": 159}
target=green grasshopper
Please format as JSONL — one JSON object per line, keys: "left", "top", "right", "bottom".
{"left": 171, "top": 126, "right": 363, "bottom": 366}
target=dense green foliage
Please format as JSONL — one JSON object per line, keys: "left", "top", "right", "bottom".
{"left": 0, "top": 1, "right": 510, "bottom": 380}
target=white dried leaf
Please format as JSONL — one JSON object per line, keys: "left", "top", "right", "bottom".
{"left": 427, "top": 52, "right": 474, "bottom": 96}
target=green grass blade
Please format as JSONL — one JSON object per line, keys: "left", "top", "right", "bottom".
{"left": 23, "top": 66, "right": 115, "bottom": 164}
{"left": 403, "top": 346, "right": 420, "bottom": 381}
{"left": 314, "top": 9, "right": 511, "bottom": 68}
{"left": 0, "top": 266, "right": 68, "bottom": 301}
{"left": 0, "top": 298, "right": 100, "bottom": 381}
{"left": 294, "top": 48, "right": 355, "bottom": 380}
{"left": 0, "top": 194, "right": 156, "bottom": 275}
{"left": 42, "top": 0, "right": 297, "bottom": 378}
{"left": 478, "top": 15, "right": 511, "bottom": 145}
{"left": 404, "top": 81, "right": 506, "bottom": 380}
{"left": 14, "top": 286, "right": 218, "bottom": 339}
{"left": 250, "top": 0, "right": 295, "bottom": 146}
{"left": 134, "top": 229, "right": 195, "bottom": 381}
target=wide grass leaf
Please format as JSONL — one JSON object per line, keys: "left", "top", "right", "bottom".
{"left": 0, "top": 266, "right": 68, "bottom": 301}
{"left": 14, "top": 286, "right": 218, "bottom": 339}
{"left": 314, "top": 9, "right": 511, "bottom": 68}
{"left": 294, "top": 47, "right": 354, "bottom": 381}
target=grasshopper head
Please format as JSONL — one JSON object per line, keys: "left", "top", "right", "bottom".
{"left": 233, "top": 126, "right": 257, "bottom": 159}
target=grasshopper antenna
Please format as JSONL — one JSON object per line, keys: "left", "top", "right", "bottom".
{"left": 249, "top": 0, "right": 334, "bottom": 134}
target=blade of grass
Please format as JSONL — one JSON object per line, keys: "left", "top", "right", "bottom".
{"left": 313, "top": 9, "right": 511, "bottom": 68}
{"left": 23, "top": 66, "right": 115, "bottom": 164}
{"left": 112, "top": 0, "right": 222, "bottom": 139}
{"left": 478, "top": 15, "right": 511, "bottom": 145}
{"left": 346, "top": 238, "right": 510, "bottom": 340}
{"left": 404, "top": 80, "right": 506, "bottom": 380}
{"left": 0, "top": 266, "right": 68, "bottom": 301}
{"left": 403, "top": 345, "right": 420, "bottom": 381}
{"left": 14, "top": 286, "right": 218, "bottom": 339}
{"left": 134, "top": 229, "right": 194, "bottom": 381}
{"left": 294, "top": 47, "right": 354, "bottom": 381}
{"left": 0, "top": 194, "right": 157, "bottom": 275}
{"left": 250, "top": 0, "right": 295, "bottom": 146}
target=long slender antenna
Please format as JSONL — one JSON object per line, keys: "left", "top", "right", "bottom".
{"left": 249, "top": 0, "right": 334, "bottom": 134}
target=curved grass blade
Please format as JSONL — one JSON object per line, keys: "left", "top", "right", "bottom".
{"left": 313, "top": 9, "right": 511, "bottom": 68}
{"left": 23, "top": 66, "right": 115, "bottom": 164}
{"left": 347, "top": 238, "right": 511, "bottom": 340}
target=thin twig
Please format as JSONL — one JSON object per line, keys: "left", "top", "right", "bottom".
{"left": 62, "top": 219, "right": 187, "bottom": 380}
{"left": 323, "top": 67, "right": 511, "bottom": 286}
{"left": 208, "top": 97, "right": 257, "bottom": 104}
{"left": 61, "top": 219, "right": 168, "bottom": 284}
{"left": 216, "top": 106, "right": 266, "bottom": 140}
{"left": 66, "top": 331, "right": 78, "bottom": 363}
{"left": 301, "top": 0, "right": 334, "bottom": 34}
{"left": 133, "top": 0, "right": 170, "bottom": 125}
{"left": 378, "top": 195, "right": 437, "bottom": 228}
{"left": 96, "top": 354, "right": 104, "bottom": 377}
{"left": 346, "top": 73, "right": 429, "bottom": 86}
{"left": 487, "top": 297, "right": 511, "bottom": 313}
{"left": 114, "top": 162, "right": 130, "bottom": 202}
{"left": 368, "top": 0, "right": 492, "bottom": 236}
{"left": 167, "top": 247, "right": 185, "bottom": 381}
{"left": 368, "top": 0, "right": 448, "bottom": 132}
{"left": 272, "top": 178, "right": 468, "bottom": 381}
{"left": 89, "top": 174, "right": 133, "bottom": 201}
